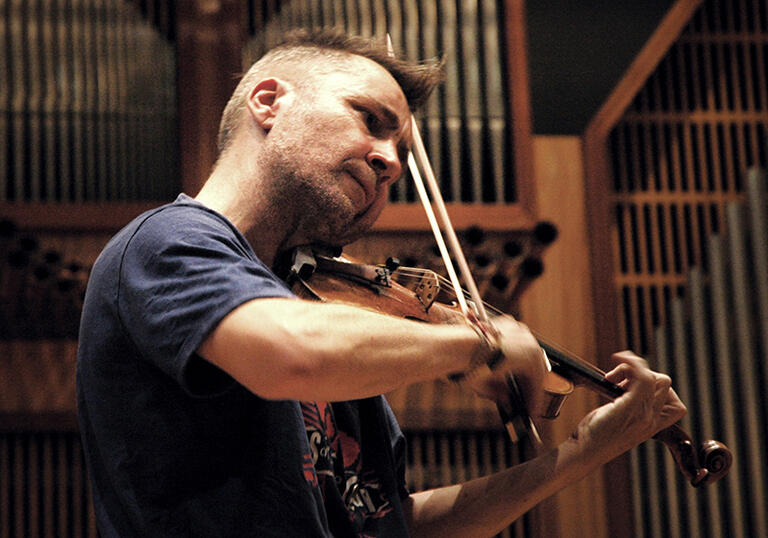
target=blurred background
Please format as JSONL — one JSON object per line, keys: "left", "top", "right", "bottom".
{"left": 1, "top": 1, "right": 766, "bottom": 536}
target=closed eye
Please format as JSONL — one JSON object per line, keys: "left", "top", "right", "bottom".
{"left": 351, "top": 100, "right": 411, "bottom": 166}
{"left": 361, "top": 109, "right": 384, "bottom": 134}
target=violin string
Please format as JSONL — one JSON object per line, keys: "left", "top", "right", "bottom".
{"left": 386, "top": 34, "right": 486, "bottom": 322}
{"left": 392, "top": 267, "right": 505, "bottom": 316}
{"left": 393, "top": 267, "right": 592, "bottom": 365}
{"left": 387, "top": 37, "right": 547, "bottom": 447}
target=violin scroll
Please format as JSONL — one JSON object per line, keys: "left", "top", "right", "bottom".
{"left": 697, "top": 439, "right": 733, "bottom": 484}
{"left": 652, "top": 424, "right": 732, "bottom": 487}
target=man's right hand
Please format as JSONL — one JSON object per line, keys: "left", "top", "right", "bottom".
{"left": 463, "top": 316, "right": 548, "bottom": 420}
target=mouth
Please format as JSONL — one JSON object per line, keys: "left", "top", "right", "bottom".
{"left": 344, "top": 168, "right": 376, "bottom": 214}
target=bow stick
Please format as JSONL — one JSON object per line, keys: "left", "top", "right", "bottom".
{"left": 385, "top": 35, "right": 544, "bottom": 444}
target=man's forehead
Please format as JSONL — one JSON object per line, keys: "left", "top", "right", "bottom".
{"left": 299, "top": 52, "right": 413, "bottom": 148}
{"left": 342, "top": 55, "right": 406, "bottom": 92}
{"left": 342, "top": 57, "right": 411, "bottom": 122}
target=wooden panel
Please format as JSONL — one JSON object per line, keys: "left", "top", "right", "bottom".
{"left": 176, "top": 0, "right": 247, "bottom": 195}
{"left": 0, "top": 341, "right": 78, "bottom": 417}
{"left": 0, "top": 200, "right": 536, "bottom": 234}
{"left": 521, "top": 136, "right": 607, "bottom": 538}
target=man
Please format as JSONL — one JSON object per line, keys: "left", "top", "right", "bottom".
{"left": 77, "top": 29, "right": 686, "bottom": 537}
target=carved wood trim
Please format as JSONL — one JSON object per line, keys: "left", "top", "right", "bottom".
{"left": 581, "top": 2, "right": 703, "bottom": 537}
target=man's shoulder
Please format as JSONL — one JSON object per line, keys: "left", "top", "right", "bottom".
{"left": 107, "top": 196, "right": 236, "bottom": 253}
{"left": 130, "top": 195, "right": 231, "bottom": 237}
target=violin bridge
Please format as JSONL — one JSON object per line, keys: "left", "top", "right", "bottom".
{"left": 394, "top": 269, "right": 440, "bottom": 311}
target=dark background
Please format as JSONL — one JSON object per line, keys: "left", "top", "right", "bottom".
{"left": 527, "top": 0, "right": 676, "bottom": 133}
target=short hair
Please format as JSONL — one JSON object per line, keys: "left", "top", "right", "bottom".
{"left": 216, "top": 28, "right": 444, "bottom": 155}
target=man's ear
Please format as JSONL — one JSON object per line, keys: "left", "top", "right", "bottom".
{"left": 246, "top": 78, "right": 291, "bottom": 131}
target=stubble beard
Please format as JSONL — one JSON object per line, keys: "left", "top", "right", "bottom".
{"left": 263, "top": 143, "right": 366, "bottom": 249}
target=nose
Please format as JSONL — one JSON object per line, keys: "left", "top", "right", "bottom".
{"left": 367, "top": 139, "right": 402, "bottom": 187}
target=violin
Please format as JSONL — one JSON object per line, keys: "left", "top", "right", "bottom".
{"left": 279, "top": 245, "right": 732, "bottom": 487}
{"left": 282, "top": 34, "right": 731, "bottom": 488}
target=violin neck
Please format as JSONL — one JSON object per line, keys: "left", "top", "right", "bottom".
{"left": 538, "top": 341, "right": 625, "bottom": 400}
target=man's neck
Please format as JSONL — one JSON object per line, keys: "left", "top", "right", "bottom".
{"left": 195, "top": 166, "right": 297, "bottom": 268}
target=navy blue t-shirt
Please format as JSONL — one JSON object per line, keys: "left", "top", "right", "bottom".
{"left": 77, "top": 194, "right": 410, "bottom": 537}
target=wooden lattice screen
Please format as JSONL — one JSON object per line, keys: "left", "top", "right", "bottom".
{"left": 606, "top": 1, "right": 767, "bottom": 537}
{"left": 636, "top": 169, "right": 767, "bottom": 538}
{"left": 610, "top": 0, "right": 767, "bottom": 355}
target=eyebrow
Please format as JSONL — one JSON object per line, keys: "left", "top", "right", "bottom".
{"left": 351, "top": 97, "right": 413, "bottom": 163}
{"left": 377, "top": 103, "right": 402, "bottom": 132}
{"left": 349, "top": 97, "right": 399, "bottom": 129}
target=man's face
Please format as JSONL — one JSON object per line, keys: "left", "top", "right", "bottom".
{"left": 262, "top": 55, "right": 413, "bottom": 247}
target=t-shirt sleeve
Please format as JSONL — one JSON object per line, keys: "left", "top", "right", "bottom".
{"left": 116, "top": 206, "right": 295, "bottom": 396}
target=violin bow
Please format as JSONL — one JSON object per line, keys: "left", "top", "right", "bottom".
{"left": 386, "top": 35, "right": 543, "bottom": 445}
{"left": 383, "top": 36, "right": 733, "bottom": 486}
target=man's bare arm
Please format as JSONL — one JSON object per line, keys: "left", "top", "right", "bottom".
{"left": 402, "top": 353, "right": 687, "bottom": 538}
{"left": 197, "top": 297, "right": 542, "bottom": 402}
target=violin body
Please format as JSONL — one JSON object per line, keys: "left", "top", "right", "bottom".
{"left": 288, "top": 246, "right": 460, "bottom": 324}
{"left": 282, "top": 245, "right": 732, "bottom": 487}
